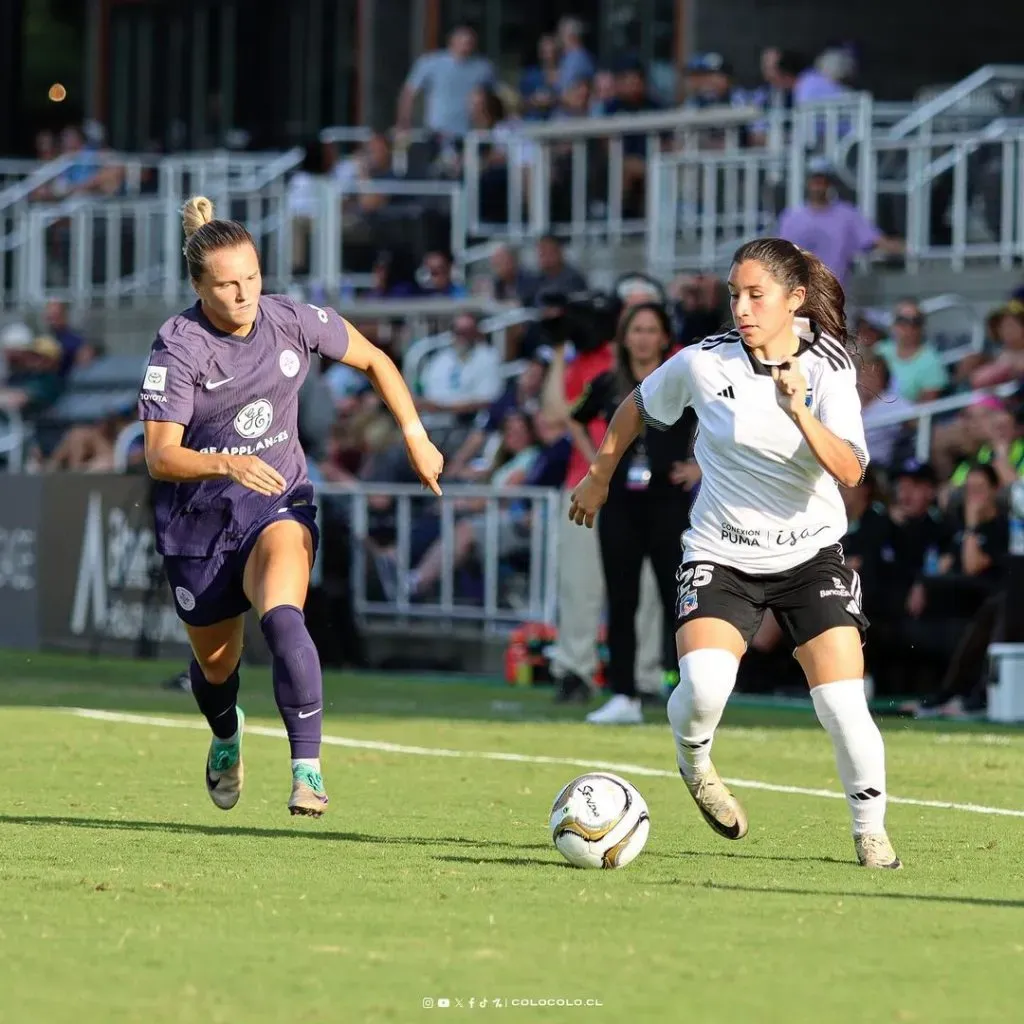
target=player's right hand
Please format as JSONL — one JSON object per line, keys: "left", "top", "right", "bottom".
{"left": 225, "top": 454, "right": 287, "bottom": 496}
{"left": 568, "top": 471, "right": 609, "bottom": 529}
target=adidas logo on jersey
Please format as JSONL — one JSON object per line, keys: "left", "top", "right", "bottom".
{"left": 716, "top": 386, "right": 735, "bottom": 399}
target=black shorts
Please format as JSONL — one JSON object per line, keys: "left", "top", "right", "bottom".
{"left": 674, "top": 544, "right": 868, "bottom": 649}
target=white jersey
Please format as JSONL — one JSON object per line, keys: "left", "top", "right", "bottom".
{"left": 635, "top": 319, "right": 867, "bottom": 574}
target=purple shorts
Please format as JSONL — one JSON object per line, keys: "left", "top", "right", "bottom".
{"left": 163, "top": 503, "right": 320, "bottom": 628}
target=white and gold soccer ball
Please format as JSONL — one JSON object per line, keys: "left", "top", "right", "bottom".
{"left": 549, "top": 772, "right": 650, "bottom": 869}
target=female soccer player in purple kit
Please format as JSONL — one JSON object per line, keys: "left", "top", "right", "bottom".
{"left": 139, "top": 197, "right": 444, "bottom": 817}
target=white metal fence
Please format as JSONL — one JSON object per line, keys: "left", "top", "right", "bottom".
{"left": 2, "top": 64, "right": 1023, "bottom": 309}
{"left": 316, "top": 481, "right": 560, "bottom": 630}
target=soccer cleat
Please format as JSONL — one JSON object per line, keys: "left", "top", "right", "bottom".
{"left": 586, "top": 694, "right": 644, "bottom": 725}
{"left": 680, "top": 761, "right": 748, "bottom": 840}
{"left": 854, "top": 832, "right": 903, "bottom": 869}
{"left": 289, "top": 763, "right": 329, "bottom": 817}
{"left": 205, "top": 708, "right": 245, "bottom": 811}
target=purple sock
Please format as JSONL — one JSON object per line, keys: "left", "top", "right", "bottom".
{"left": 189, "top": 660, "right": 240, "bottom": 740}
{"left": 260, "top": 605, "right": 323, "bottom": 759}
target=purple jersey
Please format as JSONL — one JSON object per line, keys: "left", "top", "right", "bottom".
{"left": 138, "top": 294, "right": 350, "bottom": 557}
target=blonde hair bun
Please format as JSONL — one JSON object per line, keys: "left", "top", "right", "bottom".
{"left": 182, "top": 196, "right": 215, "bottom": 238}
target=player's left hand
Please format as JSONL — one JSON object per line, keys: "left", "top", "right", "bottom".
{"left": 568, "top": 471, "right": 609, "bottom": 529}
{"left": 405, "top": 433, "right": 444, "bottom": 496}
{"left": 771, "top": 358, "right": 809, "bottom": 419}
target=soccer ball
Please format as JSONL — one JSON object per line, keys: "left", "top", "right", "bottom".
{"left": 549, "top": 772, "right": 650, "bottom": 869}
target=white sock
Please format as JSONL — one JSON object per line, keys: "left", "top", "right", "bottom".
{"left": 667, "top": 649, "right": 740, "bottom": 780}
{"left": 810, "top": 680, "right": 887, "bottom": 836}
{"left": 292, "top": 757, "right": 321, "bottom": 774}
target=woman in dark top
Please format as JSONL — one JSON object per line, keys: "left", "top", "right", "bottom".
{"left": 570, "top": 302, "right": 695, "bottom": 723}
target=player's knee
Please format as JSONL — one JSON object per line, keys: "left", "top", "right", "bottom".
{"left": 673, "top": 649, "right": 741, "bottom": 716}
{"left": 192, "top": 653, "right": 238, "bottom": 686}
{"left": 259, "top": 604, "right": 311, "bottom": 657}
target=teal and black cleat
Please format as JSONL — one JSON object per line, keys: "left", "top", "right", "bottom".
{"left": 205, "top": 708, "right": 245, "bottom": 811}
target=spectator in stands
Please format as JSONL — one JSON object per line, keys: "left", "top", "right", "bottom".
{"left": 590, "top": 69, "right": 617, "bottom": 113}
{"left": 858, "top": 353, "right": 914, "bottom": 470}
{"left": 777, "top": 158, "right": 902, "bottom": 288}
{"left": 489, "top": 244, "right": 539, "bottom": 305}
{"left": 447, "top": 351, "right": 546, "bottom": 477}
{"left": 0, "top": 324, "right": 64, "bottom": 415}
{"left": 947, "top": 398, "right": 1024, "bottom": 490}
{"left": 377, "top": 408, "right": 547, "bottom": 601}
{"left": 903, "top": 464, "right": 1009, "bottom": 677}
{"left": 596, "top": 57, "right": 661, "bottom": 215}
{"left": 44, "top": 408, "right": 135, "bottom": 472}
{"left": 555, "top": 17, "right": 595, "bottom": 93}
{"left": 417, "top": 311, "right": 502, "bottom": 444}
{"left": 369, "top": 248, "right": 423, "bottom": 299}
{"left": 42, "top": 300, "right": 94, "bottom": 376}
{"left": 553, "top": 76, "right": 593, "bottom": 121}
{"left": 419, "top": 250, "right": 468, "bottom": 299}
{"left": 853, "top": 308, "right": 889, "bottom": 354}
{"left": 397, "top": 25, "right": 496, "bottom": 140}
{"left": 668, "top": 273, "right": 729, "bottom": 347}
{"left": 535, "top": 235, "right": 587, "bottom": 298}
{"left": 968, "top": 302, "right": 1024, "bottom": 388}
{"left": 875, "top": 299, "right": 948, "bottom": 403}
{"left": 776, "top": 50, "right": 848, "bottom": 105}
{"left": 682, "top": 53, "right": 751, "bottom": 114}
{"left": 519, "top": 34, "right": 561, "bottom": 121}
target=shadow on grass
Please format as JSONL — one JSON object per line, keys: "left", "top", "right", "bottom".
{"left": 432, "top": 853, "right": 570, "bottom": 870}
{"left": 675, "top": 847, "right": 850, "bottom": 866}
{"left": 0, "top": 814, "right": 551, "bottom": 851}
{"left": 652, "top": 879, "right": 1024, "bottom": 909}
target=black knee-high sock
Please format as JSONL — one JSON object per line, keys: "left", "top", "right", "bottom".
{"left": 189, "top": 660, "right": 240, "bottom": 740}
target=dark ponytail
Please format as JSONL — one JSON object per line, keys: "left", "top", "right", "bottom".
{"left": 731, "top": 237, "right": 849, "bottom": 351}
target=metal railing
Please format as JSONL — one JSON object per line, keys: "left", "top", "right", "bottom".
{"left": 317, "top": 480, "right": 560, "bottom": 630}
{"left": 462, "top": 105, "right": 762, "bottom": 250}
{"left": 2, "top": 149, "right": 305, "bottom": 310}
{"left": 864, "top": 381, "right": 1020, "bottom": 462}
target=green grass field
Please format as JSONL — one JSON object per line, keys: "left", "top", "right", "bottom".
{"left": 1, "top": 651, "right": 1023, "bottom": 1024}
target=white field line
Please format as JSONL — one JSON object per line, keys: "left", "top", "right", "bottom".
{"left": 66, "top": 707, "right": 1024, "bottom": 819}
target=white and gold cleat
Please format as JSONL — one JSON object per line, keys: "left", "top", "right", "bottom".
{"left": 854, "top": 832, "right": 902, "bottom": 869}
{"left": 680, "top": 760, "right": 748, "bottom": 840}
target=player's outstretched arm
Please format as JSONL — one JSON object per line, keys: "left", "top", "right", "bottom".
{"left": 143, "top": 421, "right": 287, "bottom": 496}
{"left": 568, "top": 395, "right": 643, "bottom": 528}
{"left": 340, "top": 322, "right": 444, "bottom": 496}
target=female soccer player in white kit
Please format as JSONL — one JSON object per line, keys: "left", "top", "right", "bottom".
{"left": 569, "top": 238, "right": 901, "bottom": 868}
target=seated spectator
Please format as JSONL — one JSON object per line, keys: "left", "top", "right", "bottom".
{"left": 43, "top": 300, "right": 95, "bottom": 377}
{"left": 0, "top": 325, "right": 64, "bottom": 416}
{"left": 417, "top": 311, "right": 502, "bottom": 441}
{"left": 947, "top": 398, "right": 1024, "bottom": 490}
{"left": 875, "top": 299, "right": 948, "bottom": 403}
{"left": 590, "top": 69, "right": 617, "bottom": 113}
{"left": 447, "top": 352, "right": 547, "bottom": 477}
{"left": 853, "top": 308, "right": 888, "bottom": 354}
{"left": 968, "top": 301, "right": 1024, "bottom": 388}
{"left": 777, "top": 159, "right": 902, "bottom": 289}
{"left": 553, "top": 76, "right": 593, "bottom": 122}
{"left": 488, "top": 244, "right": 540, "bottom": 305}
{"left": 519, "top": 34, "right": 561, "bottom": 121}
{"left": 668, "top": 273, "right": 728, "bottom": 347}
{"left": 46, "top": 410, "right": 138, "bottom": 473}
{"left": 369, "top": 249, "right": 423, "bottom": 299}
{"left": 596, "top": 57, "right": 661, "bottom": 214}
{"left": 905, "top": 463, "right": 1008, "bottom": 629}
{"left": 534, "top": 235, "right": 587, "bottom": 298}
{"left": 383, "top": 409, "right": 556, "bottom": 600}
{"left": 681, "top": 53, "right": 752, "bottom": 147}
{"left": 858, "top": 354, "right": 915, "bottom": 469}
{"left": 419, "top": 250, "right": 468, "bottom": 298}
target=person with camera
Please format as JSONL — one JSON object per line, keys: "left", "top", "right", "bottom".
{"left": 568, "top": 303, "right": 694, "bottom": 723}
{"left": 540, "top": 286, "right": 668, "bottom": 704}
